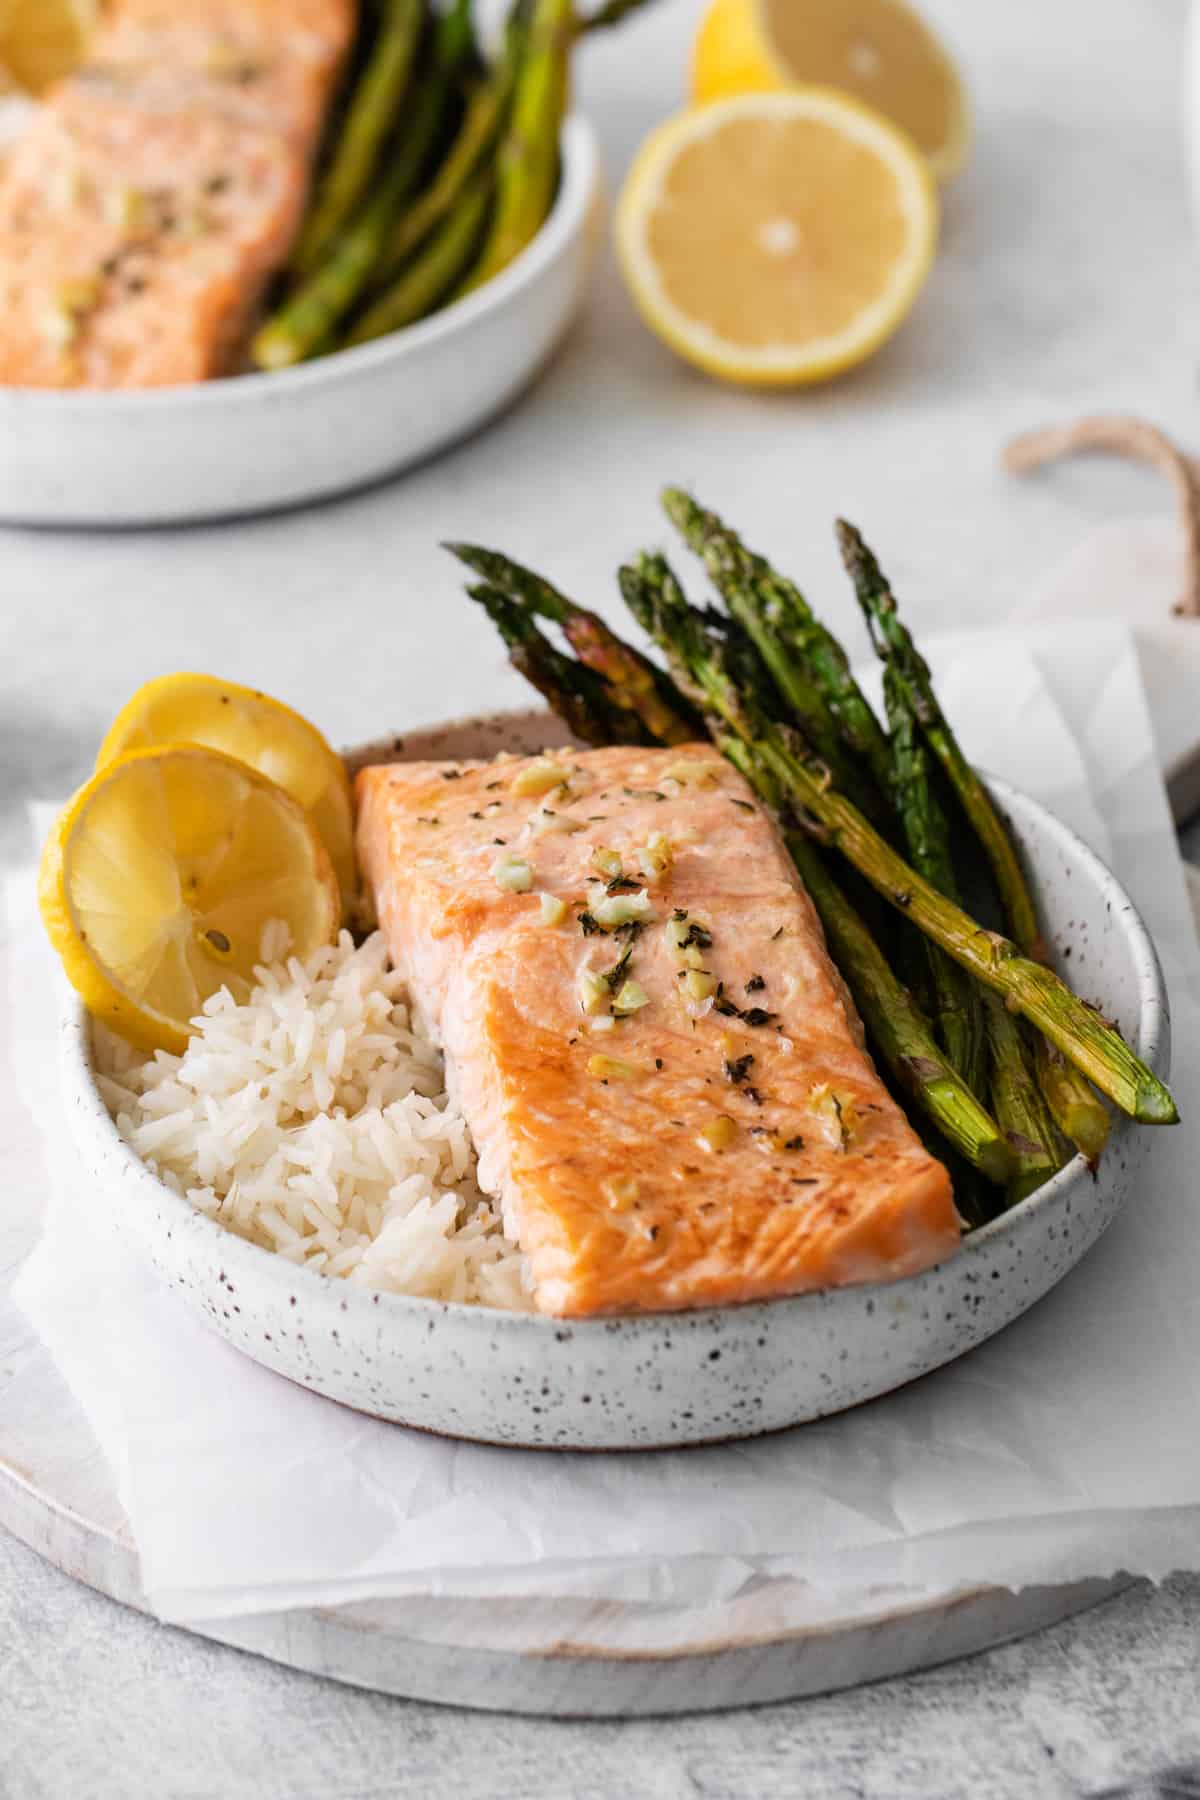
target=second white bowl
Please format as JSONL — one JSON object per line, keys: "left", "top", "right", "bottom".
{"left": 0, "top": 118, "right": 602, "bottom": 528}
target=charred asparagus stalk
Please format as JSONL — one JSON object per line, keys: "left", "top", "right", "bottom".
{"left": 983, "top": 992, "right": 1064, "bottom": 1203}
{"left": 291, "top": 0, "right": 426, "bottom": 278}
{"left": 662, "top": 488, "right": 896, "bottom": 814}
{"left": 837, "top": 518, "right": 1113, "bottom": 1163}
{"left": 467, "top": 584, "right": 650, "bottom": 746}
{"left": 711, "top": 737, "right": 1015, "bottom": 1184}
{"left": 372, "top": 79, "right": 506, "bottom": 287}
{"left": 254, "top": 20, "right": 461, "bottom": 369}
{"left": 443, "top": 542, "right": 706, "bottom": 744}
{"left": 346, "top": 170, "right": 493, "bottom": 344}
{"left": 458, "top": 0, "right": 573, "bottom": 295}
{"left": 372, "top": 0, "right": 532, "bottom": 288}
{"left": 883, "top": 663, "right": 986, "bottom": 1095}
{"left": 789, "top": 831, "right": 1015, "bottom": 1185}
{"left": 621, "top": 554, "right": 1178, "bottom": 1130}
{"left": 574, "top": 0, "right": 658, "bottom": 28}
{"left": 884, "top": 665, "right": 1063, "bottom": 1200}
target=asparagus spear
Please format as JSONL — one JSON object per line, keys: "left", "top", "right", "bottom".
{"left": 291, "top": 0, "right": 426, "bottom": 278}
{"left": 711, "top": 738, "right": 1014, "bottom": 1184}
{"left": 662, "top": 489, "right": 896, "bottom": 812}
{"left": 621, "top": 557, "right": 1179, "bottom": 1129}
{"left": 884, "top": 663, "right": 1064, "bottom": 1200}
{"left": 467, "top": 584, "right": 650, "bottom": 746}
{"left": 433, "top": 0, "right": 479, "bottom": 69}
{"left": 789, "top": 830, "right": 1014, "bottom": 1185}
{"left": 381, "top": 0, "right": 654, "bottom": 295}
{"left": 371, "top": 0, "right": 532, "bottom": 290}
{"left": 574, "top": 0, "right": 659, "bottom": 28}
{"left": 883, "top": 663, "right": 986, "bottom": 1095}
{"left": 254, "top": 34, "right": 457, "bottom": 369}
{"left": 983, "top": 992, "right": 1064, "bottom": 1203}
{"left": 443, "top": 542, "right": 707, "bottom": 744}
{"left": 458, "top": 0, "right": 573, "bottom": 295}
{"left": 372, "top": 79, "right": 506, "bottom": 288}
{"left": 442, "top": 0, "right": 484, "bottom": 74}
{"left": 346, "top": 170, "right": 493, "bottom": 344}
{"left": 837, "top": 519, "right": 1113, "bottom": 1163}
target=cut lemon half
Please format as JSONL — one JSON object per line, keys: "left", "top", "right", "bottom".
{"left": 96, "top": 673, "right": 357, "bottom": 918}
{"left": 692, "top": 0, "right": 970, "bottom": 181}
{"left": 616, "top": 89, "right": 938, "bottom": 388}
{"left": 0, "top": 0, "right": 96, "bottom": 94}
{"left": 39, "top": 745, "right": 339, "bottom": 1055}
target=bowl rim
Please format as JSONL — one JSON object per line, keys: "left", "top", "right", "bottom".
{"left": 60, "top": 750, "right": 1171, "bottom": 1340}
{"left": 0, "top": 115, "right": 599, "bottom": 415}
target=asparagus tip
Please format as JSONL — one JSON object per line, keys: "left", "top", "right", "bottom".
{"left": 834, "top": 518, "right": 863, "bottom": 563}
{"left": 249, "top": 327, "right": 300, "bottom": 372}
{"left": 1136, "top": 1082, "right": 1180, "bottom": 1127}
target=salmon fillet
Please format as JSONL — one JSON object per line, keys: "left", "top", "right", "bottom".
{"left": 69, "top": 1, "right": 356, "bottom": 148}
{"left": 356, "top": 744, "right": 960, "bottom": 1318}
{"left": 0, "top": 0, "right": 354, "bottom": 387}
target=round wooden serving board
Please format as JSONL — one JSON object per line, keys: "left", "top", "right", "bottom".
{"left": 0, "top": 1113, "right": 1128, "bottom": 1717}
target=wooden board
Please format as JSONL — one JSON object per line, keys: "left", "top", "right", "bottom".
{"left": 0, "top": 1173, "right": 1129, "bottom": 1718}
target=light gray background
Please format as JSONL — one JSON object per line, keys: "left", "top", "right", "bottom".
{"left": 4, "top": 0, "right": 1200, "bottom": 1793}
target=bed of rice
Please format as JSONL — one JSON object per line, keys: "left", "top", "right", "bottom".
{"left": 93, "top": 927, "right": 531, "bottom": 1311}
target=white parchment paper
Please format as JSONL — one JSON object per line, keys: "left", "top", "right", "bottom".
{"left": 5, "top": 621, "right": 1200, "bottom": 1627}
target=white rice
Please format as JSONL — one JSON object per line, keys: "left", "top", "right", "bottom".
{"left": 93, "top": 928, "right": 531, "bottom": 1311}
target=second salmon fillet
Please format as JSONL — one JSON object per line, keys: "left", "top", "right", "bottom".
{"left": 356, "top": 743, "right": 960, "bottom": 1318}
{"left": 0, "top": 0, "right": 354, "bottom": 387}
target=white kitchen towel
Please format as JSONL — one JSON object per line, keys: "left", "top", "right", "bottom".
{"left": 6, "top": 621, "right": 1200, "bottom": 1626}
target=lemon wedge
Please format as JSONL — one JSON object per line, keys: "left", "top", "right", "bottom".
{"left": 0, "top": 0, "right": 96, "bottom": 94}
{"left": 692, "top": 0, "right": 970, "bottom": 181}
{"left": 96, "top": 673, "right": 357, "bottom": 917}
{"left": 615, "top": 89, "right": 938, "bottom": 388}
{"left": 39, "top": 746, "right": 339, "bottom": 1055}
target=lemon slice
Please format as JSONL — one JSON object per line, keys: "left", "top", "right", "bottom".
{"left": 96, "top": 673, "right": 357, "bottom": 917}
{"left": 692, "top": 0, "right": 970, "bottom": 181}
{"left": 39, "top": 746, "right": 339, "bottom": 1055}
{"left": 0, "top": 0, "right": 96, "bottom": 94}
{"left": 615, "top": 89, "right": 938, "bottom": 388}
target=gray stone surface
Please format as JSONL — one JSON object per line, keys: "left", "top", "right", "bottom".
{"left": 3, "top": 1523, "right": 1200, "bottom": 1799}
{"left": 3, "top": 0, "right": 1200, "bottom": 1790}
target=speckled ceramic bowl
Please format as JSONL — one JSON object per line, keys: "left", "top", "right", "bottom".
{"left": 60, "top": 712, "right": 1171, "bottom": 1450}
{"left": 0, "top": 119, "right": 601, "bottom": 527}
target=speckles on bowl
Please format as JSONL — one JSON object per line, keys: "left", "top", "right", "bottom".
{"left": 56, "top": 736, "right": 1171, "bottom": 1452}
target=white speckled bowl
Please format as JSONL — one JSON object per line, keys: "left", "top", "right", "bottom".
{"left": 0, "top": 119, "right": 601, "bottom": 527}
{"left": 61, "top": 711, "right": 1171, "bottom": 1450}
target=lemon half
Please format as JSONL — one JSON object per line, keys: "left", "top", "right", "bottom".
{"left": 615, "top": 89, "right": 938, "bottom": 388}
{"left": 692, "top": 0, "right": 970, "bottom": 181}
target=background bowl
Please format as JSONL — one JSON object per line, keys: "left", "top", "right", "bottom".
{"left": 61, "top": 711, "right": 1171, "bottom": 1451}
{"left": 0, "top": 119, "right": 601, "bottom": 529}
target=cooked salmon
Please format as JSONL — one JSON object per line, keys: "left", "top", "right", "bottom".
{"left": 356, "top": 744, "right": 960, "bottom": 1318}
{"left": 0, "top": 0, "right": 354, "bottom": 387}
{"left": 70, "top": 1, "right": 356, "bottom": 148}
